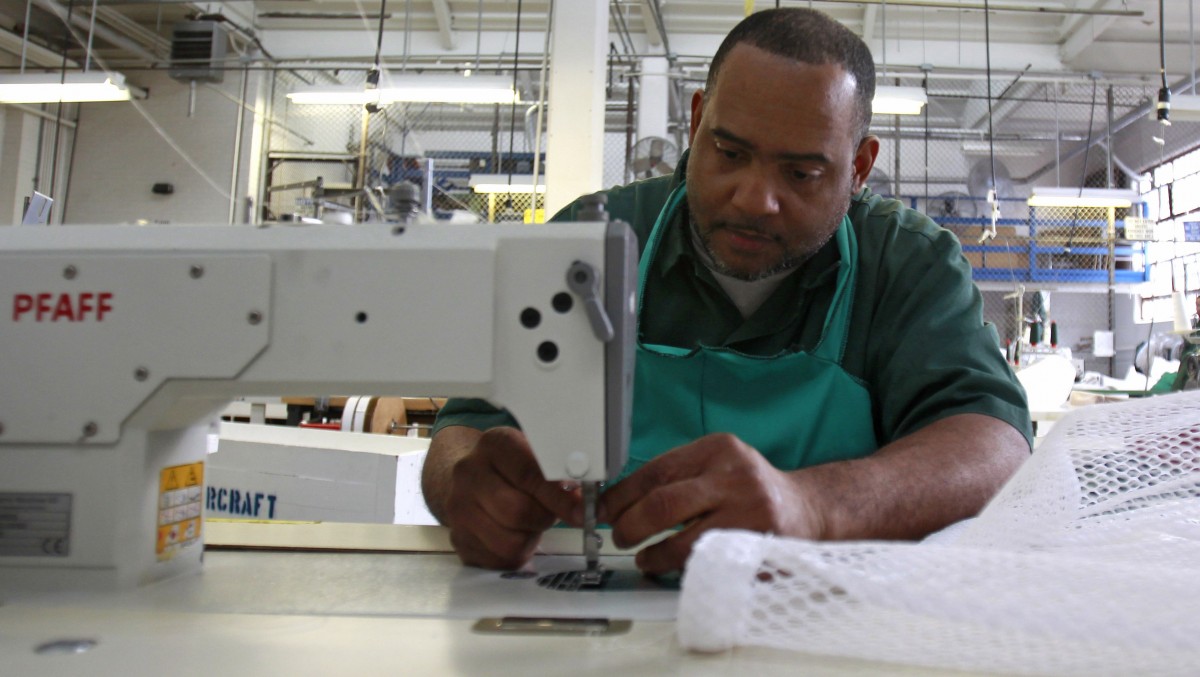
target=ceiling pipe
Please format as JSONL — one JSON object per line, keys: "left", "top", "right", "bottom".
{"left": 0, "top": 26, "right": 79, "bottom": 68}
{"left": 1097, "top": 140, "right": 1149, "bottom": 183}
{"left": 93, "top": 5, "right": 169, "bottom": 56}
{"left": 1021, "top": 70, "right": 1200, "bottom": 184}
{"left": 642, "top": 0, "right": 672, "bottom": 57}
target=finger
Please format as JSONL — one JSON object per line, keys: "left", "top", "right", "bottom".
{"left": 452, "top": 457, "right": 559, "bottom": 532}
{"left": 600, "top": 444, "right": 707, "bottom": 524}
{"left": 478, "top": 427, "right": 583, "bottom": 524}
{"left": 477, "top": 427, "right": 548, "bottom": 493}
{"left": 527, "top": 478, "right": 584, "bottom": 526}
{"left": 608, "top": 475, "right": 716, "bottom": 549}
{"left": 479, "top": 481, "right": 561, "bottom": 531}
{"left": 448, "top": 504, "right": 542, "bottom": 570}
{"left": 635, "top": 501, "right": 775, "bottom": 575}
{"left": 633, "top": 515, "right": 720, "bottom": 576}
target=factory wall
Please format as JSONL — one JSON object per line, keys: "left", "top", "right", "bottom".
{"left": 0, "top": 106, "right": 49, "bottom": 225}
{"left": 63, "top": 70, "right": 262, "bottom": 225}
{"left": 980, "top": 287, "right": 1141, "bottom": 379}
{"left": 0, "top": 41, "right": 78, "bottom": 228}
{"left": 1114, "top": 291, "right": 1155, "bottom": 378}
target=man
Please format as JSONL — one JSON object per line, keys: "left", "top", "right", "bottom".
{"left": 1173, "top": 295, "right": 1200, "bottom": 391}
{"left": 422, "top": 8, "right": 1032, "bottom": 575}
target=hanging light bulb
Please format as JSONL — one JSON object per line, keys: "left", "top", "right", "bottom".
{"left": 1157, "top": 86, "right": 1172, "bottom": 125}
{"left": 1156, "top": 0, "right": 1171, "bottom": 125}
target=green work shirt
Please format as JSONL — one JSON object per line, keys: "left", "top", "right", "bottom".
{"left": 433, "top": 150, "right": 1033, "bottom": 451}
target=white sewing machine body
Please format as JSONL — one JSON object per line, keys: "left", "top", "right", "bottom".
{"left": 0, "top": 220, "right": 636, "bottom": 591}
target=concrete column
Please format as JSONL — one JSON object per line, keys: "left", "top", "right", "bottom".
{"left": 636, "top": 56, "right": 669, "bottom": 142}
{"left": 0, "top": 109, "right": 42, "bottom": 225}
{"left": 244, "top": 69, "right": 272, "bottom": 224}
{"left": 544, "top": 0, "right": 607, "bottom": 216}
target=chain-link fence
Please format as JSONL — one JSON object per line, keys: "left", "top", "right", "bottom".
{"left": 868, "top": 74, "right": 1200, "bottom": 378}
{"left": 260, "top": 60, "right": 1200, "bottom": 379}
{"left": 264, "top": 68, "right": 557, "bottom": 225}
{"left": 263, "top": 66, "right": 684, "bottom": 225}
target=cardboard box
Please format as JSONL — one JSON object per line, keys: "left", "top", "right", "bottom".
{"left": 965, "top": 249, "right": 1028, "bottom": 271}
{"left": 207, "top": 422, "right": 436, "bottom": 525}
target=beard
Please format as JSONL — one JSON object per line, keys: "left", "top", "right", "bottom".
{"left": 682, "top": 168, "right": 852, "bottom": 282}
{"left": 690, "top": 215, "right": 839, "bottom": 282}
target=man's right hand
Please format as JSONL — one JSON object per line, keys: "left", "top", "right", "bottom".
{"left": 422, "top": 426, "right": 582, "bottom": 570}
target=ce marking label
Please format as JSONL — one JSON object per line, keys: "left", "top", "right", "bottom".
{"left": 41, "top": 538, "right": 68, "bottom": 556}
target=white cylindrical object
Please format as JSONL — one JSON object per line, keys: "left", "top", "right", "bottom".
{"left": 1172, "top": 291, "right": 1191, "bottom": 332}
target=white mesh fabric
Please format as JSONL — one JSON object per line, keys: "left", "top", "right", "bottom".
{"left": 677, "top": 390, "right": 1200, "bottom": 675}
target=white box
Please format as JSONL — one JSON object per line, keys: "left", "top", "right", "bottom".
{"left": 208, "top": 422, "right": 436, "bottom": 525}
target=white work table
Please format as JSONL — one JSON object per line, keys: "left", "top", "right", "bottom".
{"left": 0, "top": 544, "right": 968, "bottom": 676}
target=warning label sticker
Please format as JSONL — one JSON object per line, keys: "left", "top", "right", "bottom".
{"left": 0, "top": 493, "right": 72, "bottom": 557}
{"left": 157, "top": 462, "right": 204, "bottom": 561}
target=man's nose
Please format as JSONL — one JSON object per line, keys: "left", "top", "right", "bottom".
{"left": 729, "top": 166, "right": 781, "bottom": 217}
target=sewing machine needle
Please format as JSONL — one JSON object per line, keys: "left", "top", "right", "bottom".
{"left": 581, "top": 481, "right": 602, "bottom": 581}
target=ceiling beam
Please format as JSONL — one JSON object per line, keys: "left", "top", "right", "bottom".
{"left": 968, "top": 80, "right": 1041, "bottom": 130}
{"left": 95, "top": 6, "right": 170, "bottom": 57}
{"left": 639, "top": 0, "right": 663, "bottom": 48}
{"left": 1057, "top": 0, "right": 1121, "bottom": 63}
{"left": 431, "top": 0, "right": 456, "bottom": 50}
{"left": 31, "top": 0, "right": 157, "bottom": 63}
{"left": 862, "top": 4, "right": 878, "bottom": 43}
{"left": 0, "top": 26, "right": 79, "bottom": 69}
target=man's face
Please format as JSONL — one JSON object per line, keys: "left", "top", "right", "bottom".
{"left": 685, "top": 44, "right": 878, "bottom": 280}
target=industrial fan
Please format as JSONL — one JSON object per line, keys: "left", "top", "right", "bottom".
{"left": 967, "top": 158, "right": 1015, "bottom": 204}
{"left": 924, "top": 191, "right": 979, "bottom": 220}
{"left": 866, "top": 168, "right": 894, "bottom": 196}
{"left": 628, "top": 136, "right": 679, "bottom": 180}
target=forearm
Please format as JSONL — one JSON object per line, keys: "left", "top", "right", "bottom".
{"left": 792, "top": 413, "right": 1029, "bottom": 541}
{"left": 421, "top": 425, "right": 483, "bottom": 525}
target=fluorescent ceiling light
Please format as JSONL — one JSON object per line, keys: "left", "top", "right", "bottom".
{"left": 872, "top": 86, "right": 927, "bottom": 115}
{"left": 379, "top": 75, "right": 518, "bottom": 104}
{"left": 469, "top": 174, "right": 545, "bottom": 194}
{"left": 961, "top": 140, "right": 1045, "bottom": 157}
{"left": 0, "top": 71, "right": 136, "bottom": 103}
{"left": 288, "top": 74, "right": 519, "bottom": 106}
{"left": 286, "top": 86, "right": 382, "bottom": 106}
{"left": 1027, "top": 187, "right": 1138, "bottom": 208}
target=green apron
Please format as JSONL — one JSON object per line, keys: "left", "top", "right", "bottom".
{"left": 623, "top": 184, "right": 879, "bottom": 479}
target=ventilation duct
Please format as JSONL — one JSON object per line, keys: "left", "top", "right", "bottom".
{"left": 169, "top": 21, "right": 227, "bottom": 84}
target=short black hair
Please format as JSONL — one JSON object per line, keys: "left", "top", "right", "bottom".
{"left": 703, "top": 7, "right": 876, "bottom": 140}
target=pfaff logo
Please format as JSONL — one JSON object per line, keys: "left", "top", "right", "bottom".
{"left": 12, "top": 292, "right": 113, "bottom": 322}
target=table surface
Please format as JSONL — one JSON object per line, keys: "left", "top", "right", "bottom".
{"left": 0, "top": 549, "right": 976, "bottom": 677}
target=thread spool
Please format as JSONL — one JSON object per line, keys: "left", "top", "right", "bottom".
{"left": 1172, "top": 291, "right": 1191, "bottom": 333}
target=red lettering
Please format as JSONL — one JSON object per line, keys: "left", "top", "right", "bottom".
{"left": 97, "top": 292, "right": 113, "bottom": 321}
{"left": 11, "top": 292, "right": 114, "bottom": 322}
{"left": 52, "top": 293, "right": 75, "bottom": 322}
{"left": 13, "top": 294, "right": 33, "bottom": 321}
{"left": 35, "top": 293, "right": 51, "bottom": 321}
{"left": 78, "top": 292, "right": 94, "bottom": 320}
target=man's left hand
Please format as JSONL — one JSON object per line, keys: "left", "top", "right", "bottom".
{"left": 598, "top": 433, "right": 820, "bottom": 575}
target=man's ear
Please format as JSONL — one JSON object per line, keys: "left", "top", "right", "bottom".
{"left": 688, "top": 89, "right": 705, "bottom": 145}
{"left": 851, "top": 136, "right": 880, "bottom": 192}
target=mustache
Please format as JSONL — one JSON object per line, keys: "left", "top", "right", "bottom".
{"left": 706, "top": 221, "right": 783, "bottom": 243}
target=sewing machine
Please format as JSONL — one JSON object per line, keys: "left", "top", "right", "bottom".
{"left": 0, "top": 217, "right": 1039, "bottom": 677}
{"left": 0, "top": 213, "right": 636, "bottom": 592}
